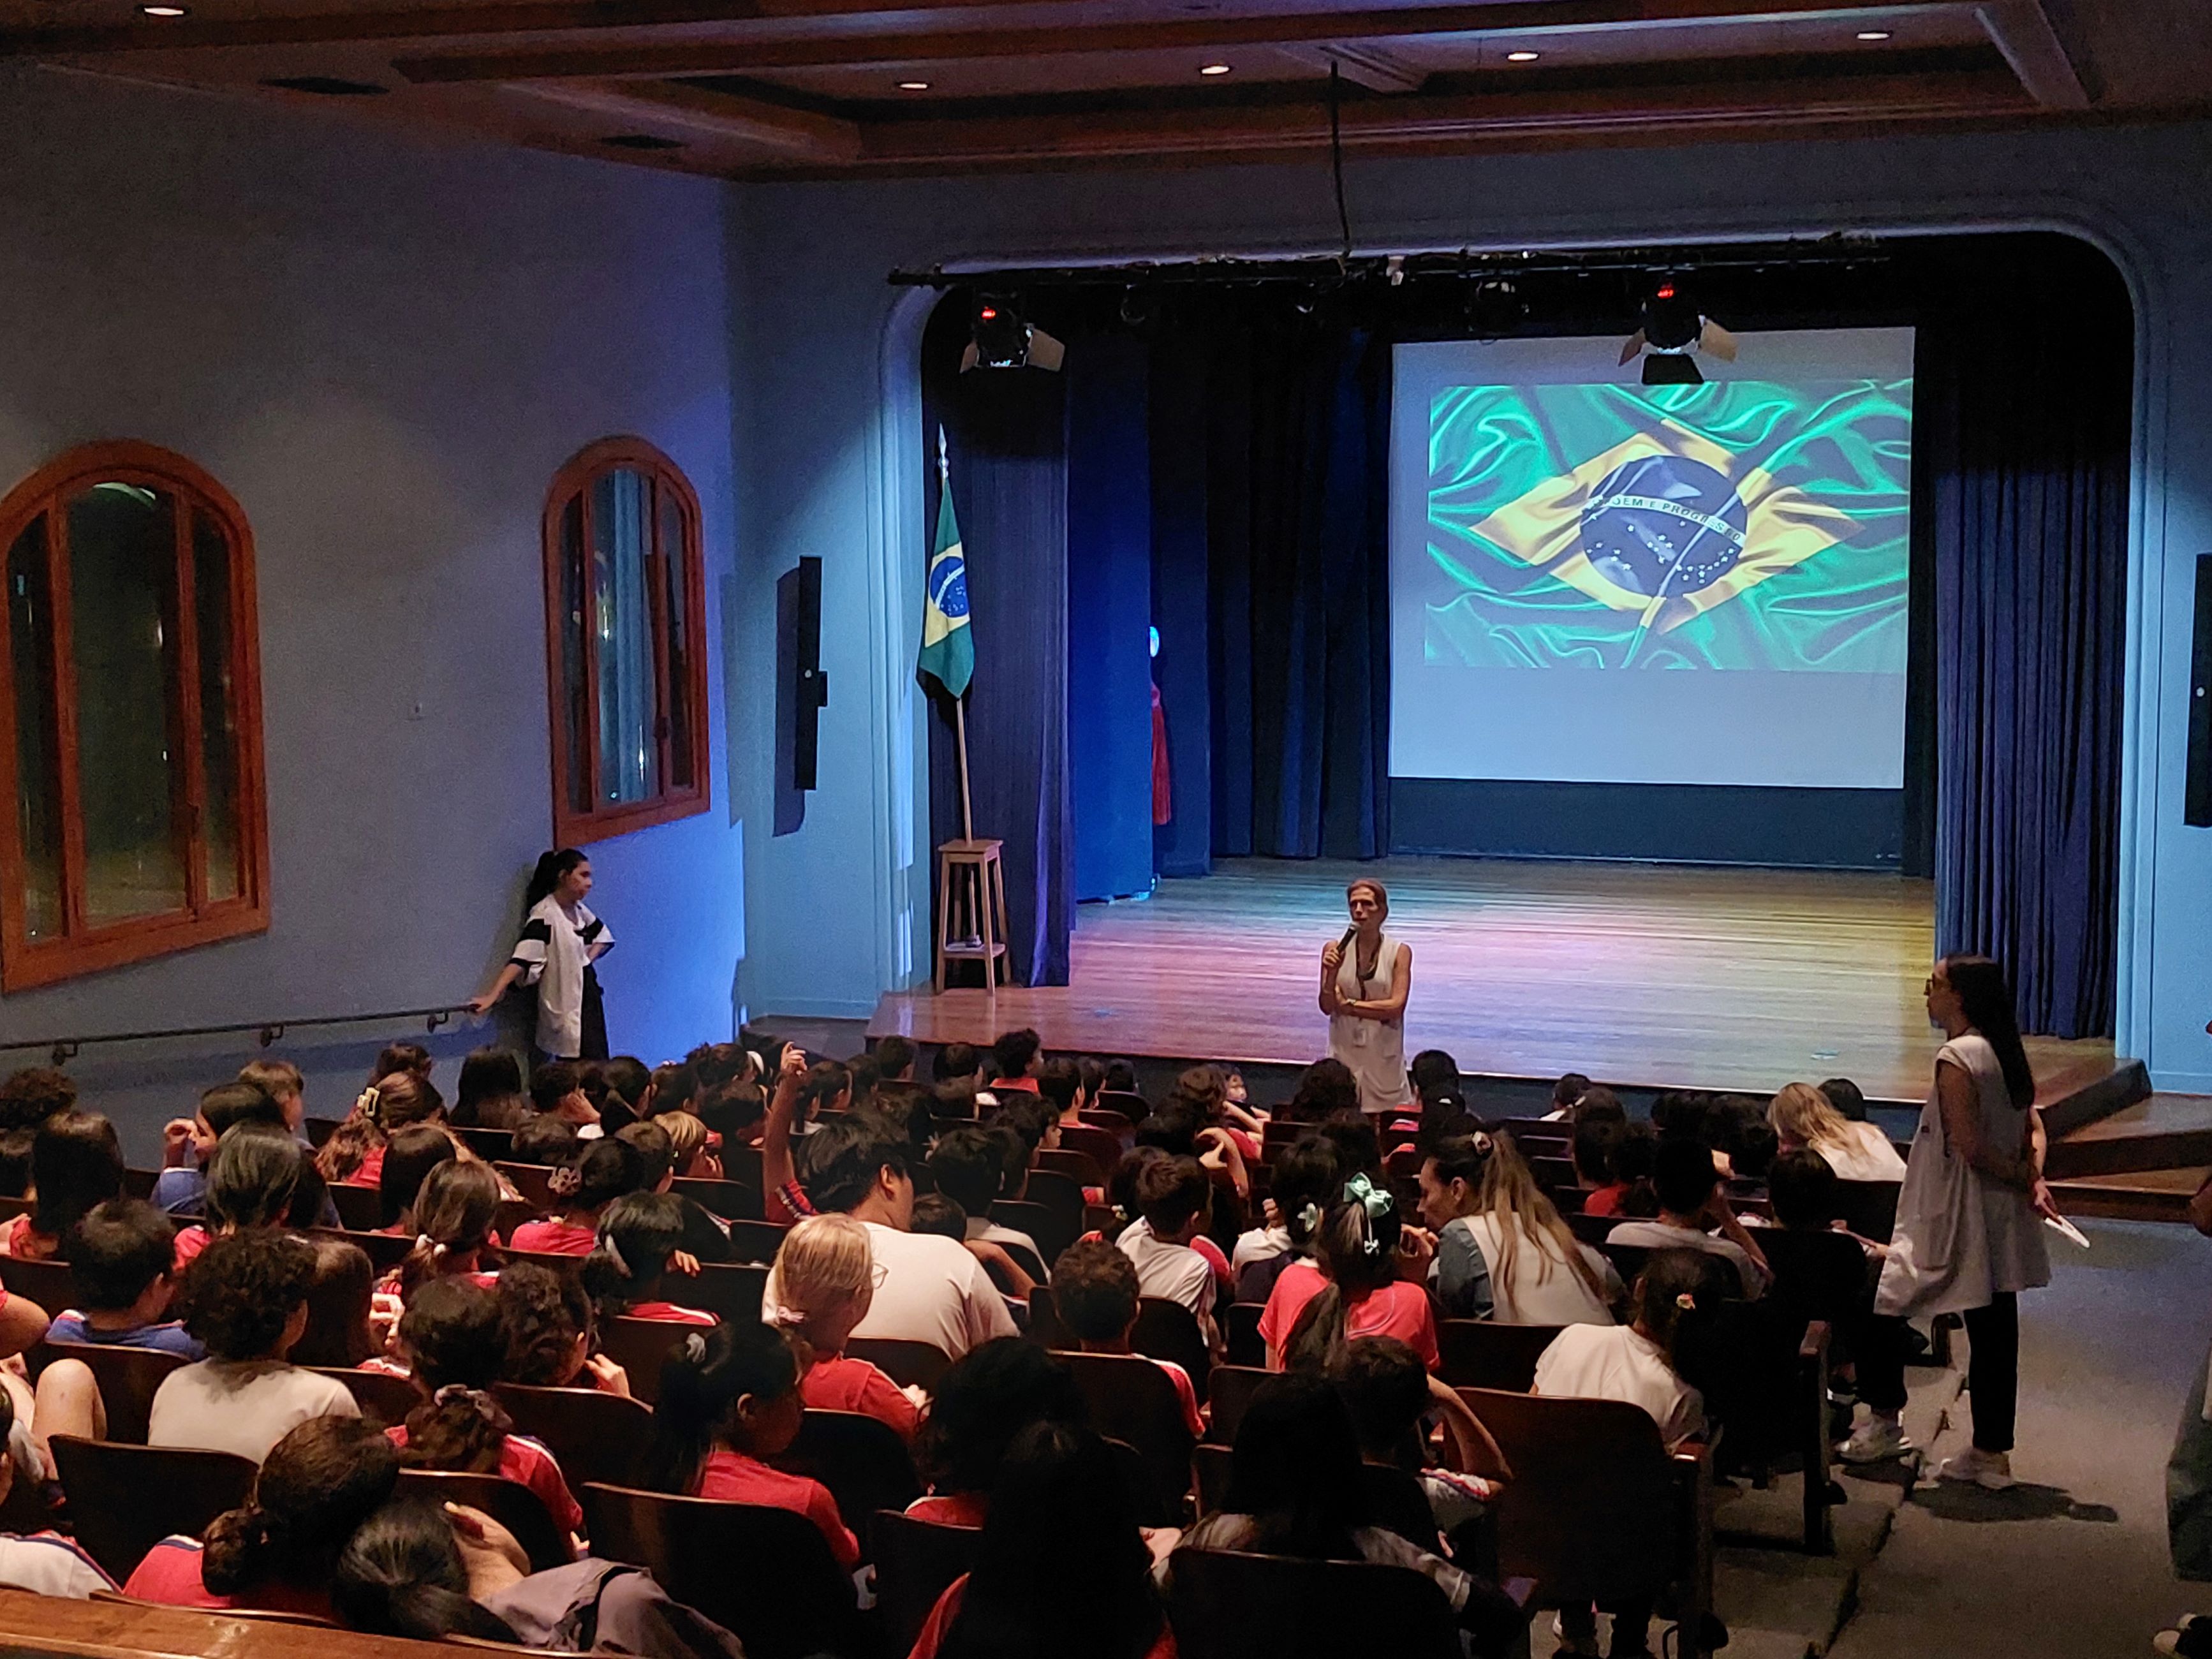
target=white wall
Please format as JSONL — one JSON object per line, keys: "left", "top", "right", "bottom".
{"left": 0, "top": 66, "right": 745, "bottom": 1149}
{"left": 727, "top": 120, "right": 2212, "bottom": 1090}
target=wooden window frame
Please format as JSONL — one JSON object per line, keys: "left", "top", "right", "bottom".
{"left": 0, "top": 441, "right": 270, "bottom": 991}
{"left": 542, "top": 437, "right": 711, "bottom": 847}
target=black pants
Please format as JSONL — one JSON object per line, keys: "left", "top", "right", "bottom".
{"left": 1855, "top": 1292, "right": 2019, "bottom": 1453}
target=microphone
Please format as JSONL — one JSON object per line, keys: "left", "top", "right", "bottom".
{"left": 1338, "top": 925, "right": 1357, "bottom": 953}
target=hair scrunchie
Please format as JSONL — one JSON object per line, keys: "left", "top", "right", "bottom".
{"left": 1675, "top": 1290, "right": 1698, "bottom": 1312}
{"left": 599, "top": 1230, "right": 633, "bottom": 1279}
{"left": 1294, "top": 1202, "right": 1320, "bottom": 1235}
{"left": 547, "top": 1164, "right": 582, "bottom": 1198}
{"left": 1341, "top": 1173, "right": 1394, "bottom": 1257}
{"left": 683, "top": 1332, "right": 709, "bottom": 1364}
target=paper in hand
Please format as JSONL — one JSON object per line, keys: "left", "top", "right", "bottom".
{"left": 2044, "top": 1213, "right": 2091, "bottom": 1250}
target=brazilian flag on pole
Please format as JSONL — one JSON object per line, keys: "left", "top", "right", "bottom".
{"left": 918, "top": 445, "right": 974, "bottom": 698}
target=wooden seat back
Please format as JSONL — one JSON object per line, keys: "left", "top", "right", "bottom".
{"left": 455, "top": 1128, "right": 514, "bottom": 1163}
{"left": 394, "top": 1468, "right": 568, "bottom": 1570}
{"left": 1221, "top": 1301, "right": 1265, "bottom": 1369}
{"left": 1164, "top": 1546, "right": 1463, "bottom": 1659}
{"left": 681, "top": 1262, "right": 768, "bottom": 1324}
{"left": 1834, "top": 1179, "right": 1901, "bottom": 1244}
{"left": 1437, "top": 1321, "right": 1565, "bottom": 1392}
{"left": 50, "top": 1436, "right": 255, "bottom": 1583}
{"left": 844, "top": 1336, "right": 950, "bottom": 1392}
{"left": 494, "top": 1163, "right": 559, "bottom": 1213}
{"left": 1061, "top": 1352, "right": 1195, "bottom": 1525}
{"left": 1059, "top": 1123, "right": 1127, "bottom": 1172}
{"left": 581, "top": 1483, "right": 859, "bottom": 1659}
{"left": 596, "top": 1316, "right": 701, "bottom": 1405}
{"left": 328, "top": 1184, "right": 383, "bottom": 1232}
{"left": 0, "top": 1254, "right": 79, "bottom": 1313}
{"left": 1091, "top": 1092, "right": 1148, "bottom": 1126}
{"left": 1131, "top": 1296, "right": 1211, "bottom": 1404}
{"left": 1566, "top": 1211, "right": 1619, "bottom": 1246}
{"left": 1202, "top": 1365, "right": 1269, "bottom": 1447}
{"left": 869, "top": 1509, "right": 981, "bottom": 1656}
{"left": 670, "top": 1177, "right": 762, "bottom": 1223}
{"left": 492, "top": 1383, "right": 653, "bottom": 1491}
{"left": 771, "top": 1409, "right": 920, "bottom": 1542}
{"left": 723, "top": 1218, "right": 790, "bottom": 1265}
{"left": 30, "top": 1340, "right": 189, "bottom": 1444}
{"left": 309, "top": 1366, "right": 421, "bottom": 1426}
{"left": 309, "top": 1228, "right": 411, "bottom": 1271}
{"left": 1035, "top": 1146, "right": 1105, "bottom": 1187}
{"left": 990, "top": 1198, "right": 1073, "bottom": 1270}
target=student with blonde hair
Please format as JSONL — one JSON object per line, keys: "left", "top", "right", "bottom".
{"left": 762, "top": 1214, "right": 919, "bottom": 1440}
{"left": 1768, "top": 1082, "right": 1906, "bottom": 1183}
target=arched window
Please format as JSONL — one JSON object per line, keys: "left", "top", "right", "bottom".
{"left": 543, "top": 438, "right": 709, "bottom": 844}
{"left": 0, "top": 442, "right": 269, "bottom": 989}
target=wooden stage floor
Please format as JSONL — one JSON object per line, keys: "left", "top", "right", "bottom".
{"left": 869, "top": 857, "right": 2116, "bottom": 1104}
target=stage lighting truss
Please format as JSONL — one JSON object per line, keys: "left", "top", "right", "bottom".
{"left": 960, "top": 293, "right": 1065, "bottom": 373}
{"left": 1619, "top": 280, "right": 1737, "bottom": 386}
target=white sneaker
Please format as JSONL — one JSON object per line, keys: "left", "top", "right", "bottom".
{"left": 1936, "top": 1446, "right": 2016, "bottom": 1489}
{"left": 1840, "top": 1414, "right": 1911, "bottom": 1463}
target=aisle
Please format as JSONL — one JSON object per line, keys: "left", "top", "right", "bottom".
{"left": 1831, "top": 1218, "right": 2211, "bottom": 1659}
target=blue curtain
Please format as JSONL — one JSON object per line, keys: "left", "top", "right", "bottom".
{"left": 922, "top": 304, "right": 1073, "bottom": 986}
{"left": 1926, "top": 240, "right": 2132, "bottom": 1038}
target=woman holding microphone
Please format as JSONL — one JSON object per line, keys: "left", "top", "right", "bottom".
{"left": 1319, "top": 878, "right": 1415, "bottom": 1117}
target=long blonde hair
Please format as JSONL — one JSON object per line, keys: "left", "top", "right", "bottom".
{"left": 1477, "top": 1135, "right": 1612, "bottom": 1314}
{"left": 1769, "top": 1082, "right": 1854, "bottom": 1154}
{"left": 762, "top": 1214, "right": 874, "bottom": 1348}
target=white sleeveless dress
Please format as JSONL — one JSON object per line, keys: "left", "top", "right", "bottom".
{"left": 1874, "top": 1033, "right": 2050, "bottom": 1318}
{"left": 1331, "top": 933, "right": 1413, "bottom": 1115}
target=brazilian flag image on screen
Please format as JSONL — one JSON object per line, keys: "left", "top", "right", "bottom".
{"left": 1423, "top": 378, "right": 1912, "bottom": 670}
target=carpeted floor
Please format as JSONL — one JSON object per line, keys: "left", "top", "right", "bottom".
{"left": 1830, "top": 1218, "right": 2212, "bottom": 1659}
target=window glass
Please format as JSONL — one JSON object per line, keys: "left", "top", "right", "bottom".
{"left": 590, "top": 466, "right": 660, "bottom": 807}
{"left": 559, "top": 494, "right": 591, "bottom": 816}
{"left": 7, "top": 517, "right": 62, "bottom": 942}
{"left": 658, "top": 485, "right": 695, "bottom": 791}
{"left": 193, "top": 509, "right": 240, "bottom": 904}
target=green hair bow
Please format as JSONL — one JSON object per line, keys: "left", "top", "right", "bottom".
{"left": 1342, "top": 1173, "right": 1394, "bottom": 1253}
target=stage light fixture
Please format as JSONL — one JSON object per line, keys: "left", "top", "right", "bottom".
{"left": 1619, "top": 279, "right": 1737, "bottom": 386}
{"left": 960, "top": 294, "right": 1065, "bottom": 374}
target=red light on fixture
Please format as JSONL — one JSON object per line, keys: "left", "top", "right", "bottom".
{"left": 1656, "top": 284, "right": 1676, "bottom": 299}
{"left": 979, "top": 306, "right": 998, "bottom": 319}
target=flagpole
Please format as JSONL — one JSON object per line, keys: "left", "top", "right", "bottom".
{"left": 938, "top": 425, "right": 978, "bottom": 845}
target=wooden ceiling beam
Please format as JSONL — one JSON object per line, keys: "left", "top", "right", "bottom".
{"left": 1278, "top": 43, "right": 1431, "bottom": 94}
{"left": 503, "top": 75, "right": 862, "bottom": 158}
{"left": 1975, "top": 0, "right": 2091, "bottom": 107}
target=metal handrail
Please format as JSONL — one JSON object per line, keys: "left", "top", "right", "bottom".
{"left": 0, "top": 1005, "right": 473, "bottom": 1067}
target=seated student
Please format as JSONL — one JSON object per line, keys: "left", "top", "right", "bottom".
{"left": 1037, "top": 1054, "right": 1089, "bottom": 1132}
{"left": 450, "top": 1048, "right": 531, "bottom": 1131}
{"left": 339, "top": 1072, "right": 453, "bottom": 1189}
{"left": 910, "top": 1191, "right": 967, "bottom": 1240}
{"left": 155, "top": 1081, "right": 288, "bottom": 1218}
{"left": 510, "top": 1139, "right": 640, "bottom": 1256}
{"left": 0, "top": 1066, "right": 75, "bottom": 1133}
{"left": 1166, "top": 1373, "right": 1524, "bottom": 1658}
{"left": 1417, "top": 1133, "right": 1621, "bottom": 1327}
{"left": 172, "top": 1123, "right": 328, "bottom": 1272}
{"left": 987, "top": 1029, "right": 1043, "bottom": 1097}
{"left": 44, "top": 1198, "right": 203, "bottom": 1356}
{"left": 582, "top": 1193, "right": 715, "bottom": 1326}
{"left": 1232, "top": 1135, "right": 1343, "bottom": 1305}
{"left": 1819, "top": 1076, "right": 1870, "bottom": 1123}
{"left": 614, "top": 1120, "right": 733, "bottom": 1262}
{"left": 392, "top": 1160, "right": 505, "bottom": 1302}
{"left": 1262, "top": 1177, "right": 1439, "bottom": 1373}
{"left": 910, "top": 1337, "right": 1086, "bottom": 1527}
{"left": 126, "top": 1415, "right": 401, "bottom": 1614}
{"left": 600, "top": 1056, "right": 653, "bottom": 1132}
{"left": 1116, "top": 1154, "right": 1220, "bottom": 1349}
{"left": 511, "top": 1112, "right": 580, "bottom": 1168}
{"left": 789, "top": 1062, "right": 851, "bottom": 1140}
{"left": 932, "top": 1126, "right": 1039, "bottom": 1261}
{"left": 149, "top": 1230, "right": 362, "bottom": 1463}
{"left": 1169, "top": 1064, "right": 1262, "bottom": 1162}
{"left": 1533, "top": 1251, "right": 1716, "bottom": 1659}
{"left": 387, "top": 1279, "right": 582, "bottom": 1541}
{"left": 297, "top": 1235, "right": 382, "bottom": 1370}
{"left": 2, "top": 1110, "right": 123, "bottom": 1261}
{"left": 1052, "top": 1239, "right": 1205, "bottom": 1438}
{"left": 643, "top": 1320, "right": 857, "bottom": 1569}
{"left": 1769, "top": 1081, "right": 1907, "bottom": 1183}
{"left": 1541, "top": 1072, "right": 1593, "bottom": 1122}
{"left": 1329, "top": 1335, "right": 1507, "bottom": 1542}
{"left": 1575, "top": 1119, "right": 1629, "bottom": 1217}
{"left": 496, "top": 1261, "right": 630, "bottom": 1397}
{"left": 0, "top": 1389, "right": 108, "bottom": 1596}
{"left": 659, "top": 1108, "right": 724, "bottom": 1182}
{"left": 1607, "top": 1139, "right": 1773, "bottom": 1299}
{"left": 932, "top": 1041, "right": 985, "bottom": 1089}
{"left": 910, "top": 1422, "right": 1172, "bottom": 1659}
{"left": 1608, "top": 1121, "right": 1662, "bottom": 1220}
{"left": 1760, "top": 1149, "right": 1878, "bottom": 1362}
{"left": 528, "top": 1062, "right": 603, "bottom": 1139}
{"left": 762, "top": 1213, "right": 920, "bottom": 1441}
{"left": 237, "top": 1059, "right": 308, "bottom": 1135}
{"left": 378, "top": 1123, "right": 460, "bottom": 1234}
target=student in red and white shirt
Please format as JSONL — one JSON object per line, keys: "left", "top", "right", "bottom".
{"left": 582, "top": 1193, "right": 716, "bottom": 1327}
{"left": 1116, "top": 1155, "right": 1220, "bottom": 1353}
{"left": 761, "top": 1213, "right": 920, "bottom": 1442}
{"left": 125, "top": 1415, "right": 400, "bottom": 1615}
{"left": 642, "top": 1320, "right": 857, "bottom": 1569}
{"left": 1051, "top": 1237, "right": 1205, "bottom": 1438}
{"left": 907, "top": 1338, "right": 1085, "bottom": 1529}
{"left": 1259, "top": 1175, "right": 1439, "bottom": 1373}
{"left": 385, "top": 1278, "right": 583, "bottom": 1540}
{"left": 508, "top": 1139, "right": 640, "bottom": 1256}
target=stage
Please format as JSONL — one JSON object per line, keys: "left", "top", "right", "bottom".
{"left": 868, "top": 857, "right": 2120, "bottom": 1106}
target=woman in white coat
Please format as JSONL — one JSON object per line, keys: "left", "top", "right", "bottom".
{"left": 1840, "top": 955, "right": 2054, "bottom": 1488}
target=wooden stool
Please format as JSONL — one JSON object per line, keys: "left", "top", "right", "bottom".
{"left": 935, "top": 837, "right": 1010, "bottom": 990}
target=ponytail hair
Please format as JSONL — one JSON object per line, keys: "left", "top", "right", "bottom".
{"left": 642, "top": 1322, "right": 799, "bottom": 1495}
{"left": 395, "top": 1160, "right": 504, "bottom": 1302}
{"left": 524, "top": 848, "right": 587, "bottom": 918}
{"left": 201, "top": 1416, "right": 399, "bottom": 1595}
{"left": 1630, "top": 1249, "right": 1720, "bottom": 1376}
{"left": 581, "top": 1190, "right": 686, "bottom": 1321}
{"left": 333, "top": 1500, "right": 522, "bottom": 1644}
{"left": 1940, "top": 954, "right": 2036, "bottom": 1109}
{"left": 394, "top": 1279, "right": 510, "bottom": 1474}
{"left": 1283, "top": 1176, "right": 1402, "bottom": 1372}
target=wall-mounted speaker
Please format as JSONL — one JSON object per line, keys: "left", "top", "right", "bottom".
{"left": 2190, "top": 556, "right": 2212, "bottom": 828}
{"left": 774, "top": 556, "right": 829, "bottom": 836}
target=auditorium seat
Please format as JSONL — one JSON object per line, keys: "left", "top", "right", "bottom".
{"left": 304, "top": 1117, "right": 341, "bottom": 1149}
{"left": 395, "top": 1468, "right": 570, "bottom": 1570}
{"left": 122, "top": 1168, "right": 158, "bottom": 1200}
{"left": 1598, "top": 1240, "right": 1653, "bottom": 1287}
{"left": 494, "top": 1162, "right": 559, "bottom": 1213}
{"left": 1438, "top": 1321, "right": 1565, "bottom": 1392}
{"left": 312, "top": 1227, "right": 411, "bottom": 1271}
{"left": 0, "top": 1253, "right": 80, "bottom": 1313}
{"left": 1163, "top": 1546, "right": 1470, "bottom": 1659}
{"left": 493, "top": 1383, "right": 654, "bottom": 1492}
{"left": 1023, "top": 1283, "right": 1068, "bottom": 1349}
{"left": 30, "top": 1341, "right": 188, "bottom": 1444}
{"left": 1458, "top": 1387, "right": 1714, "bottom": 1655}
{"left": 1035, "top": 1146, "right": 1106, "bottom": 1187}
{"left": 582, "top": 1483, "right": 861, "bottom": 1659}
{"left": 1567, "top": 1211, "right": 1618, "bottom": 1247}
{"left": 682, "top": 1262, "right": 769, "bottom": 1324}
{"left": 1061, "top": 1352, "right": 1195, "bottom": 1526}
{"left": 1834, "top": 1179, "right": 1901, "bottom": 1244}
{"left": 455, "top": 1127, "right": 513, "bottom": 1162}
{"left": 1203, "top": 1366, "right": 1269, "bottom": 1447}
{"left": 844, "top": 1336, "right": 950, "bottom": 1392}
{"left": 1130, "top": 1297, "right": 1212, "bottom": 1404}
{"left": 870, "top": 1509, "right": 981, "bottom": 1656}
{"left": 1092, "top": 1091, "right": 1148, "bottom": 1124}
{"left": 328, "top": 1184, "right": 381, "bottom": 1232}
{"left": 492, "top": 1197, "right": 539, "bottom": 1242}
{"left": 670, "top": 1176, "right": 762, "bottom": 1223}
{"left": 1221, "top": 1301, "right": 1265, "bottom": 1369}
{"left": 714, "top": 1142, "right": 766, "bottom": 1190}
{"left": 723, "top": 1217, "right": 791, "bottom": 1265}
{"left": 1191, "top": 1443, "right": 1444, "bottom": 1546}
{"left": 976, "top": 1221, "right": 1048, "bottom": 1288}
{"left": 1017, "top": 1168, "right": 1086, "bottom": 1255}
{"left": 1529, "top": 1155, "right": 1579, "bottom": 1193}
{"left": 771, "top": 1409, "right": 920, "bottom": 1543}
{"left": 50, "top": 1436, "right": 256, "bottom": 1582}
{"left": 1692, "top": 1307, "right": 1837, "bottom": 1552}
{"left": 0, "top": 1198, "right": 31, "bottom": 1223}
{"left": 1058, "top": 1123, "right": 1126, "bottom": 1174}
{"left": 309, "top": 1366, "right": 421, "bottom": 1426}
{"left": 596, "top": 1317, "right": 698, "bottom": 1404}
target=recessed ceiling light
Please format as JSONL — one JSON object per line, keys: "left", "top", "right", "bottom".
{"left": 1856, "top": 29, "right": 1892, "bottom": 40}
{"left": 139, "top": 5, "right": 188, "bottom": 16}
{"left": 897, "top": 80, "right": 930, "bottom": 91}
{"left": 1505, "top": 50, "right": 1541, "bottom": 62}
{"left": 1198, "top": 63, "right": 1232, "bottom": 76}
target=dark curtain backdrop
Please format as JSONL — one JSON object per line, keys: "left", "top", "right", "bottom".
{"left": 1923, "top": 240, "right": 2132, "bottom": 1038}
{"left": 922, "top": 304, "right": 1073, "bottom": 987}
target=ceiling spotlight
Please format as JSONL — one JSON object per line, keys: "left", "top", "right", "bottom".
{"left": 897, "top": 80, "right": 931, "bottom": 90}
{"left": 1199, "top": 63, "right": 1232, "bottom": 76}
{"left": 139, "top": 5, "right": 188, "bottom": 15}
{"left": 1619, "top": 279, "right": 1737, "bottom": 387}
{"left": 1505, "top": 49, "right": 1541, "bottom": 62}
{"left": 1855, "top": 29, "right": 1892, "bottom": 40}
{"left": 961, "top": 294, "right": 1065, "bottom": 374}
